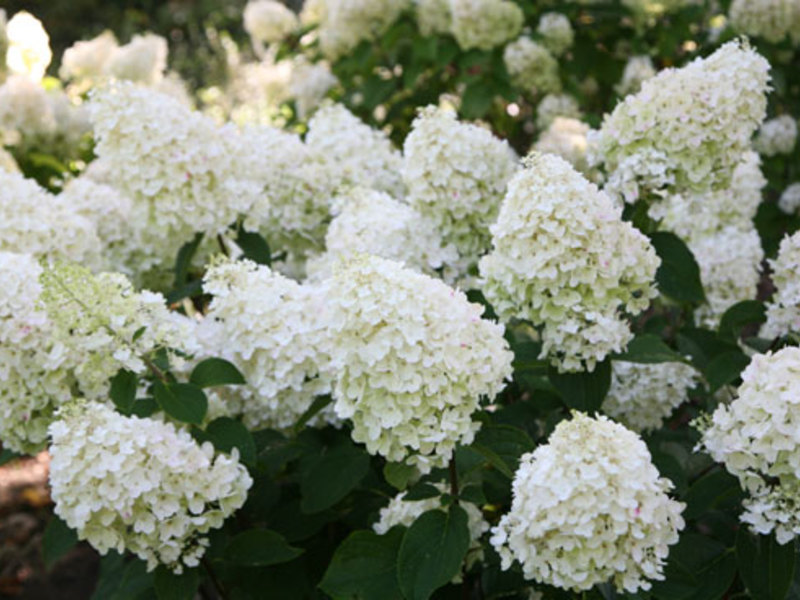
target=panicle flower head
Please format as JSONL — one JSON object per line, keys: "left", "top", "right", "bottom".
{"left": 615, "top": 55, "right": 656, "bottom": 97}
{"left": 5, "top": 11, "right": 51, "bottom": 82}
{"left": 49, "top": 401, "right": 252, "bottom": 572}
{"left": 729, "top": 0, "right": 800, "bottom": 44}
{"left": 535, "top": 93, "right": 581, "bottom": 130}
{"left": 479, "top": 153, "right": 660, "bottom": 372}
{"left": 503, "top": 37, "right": 561, "bottom": 97}
{"left": 414, "top": 0, "right": 451, "bottom": 35}
{"left": 318, "top": 0, "right": 410, "bottom": 60}
{"left": 59, "top": 31, "right": 118, "bottom": 83}
{"left": 325, "top": 254, "right": 513, "bottom": 472}
{"left": 753, "top": 114, "right": 798, "bottom": 157}
{"left": 449, "top": 0, "right": 523, "bottom": 51}
{"left": 490, "top": 412, "right": 685, "bottom": 592}
{"left": 106, "top": 33, "right": 167, "bottom": 85}
{"left": 244, "top": 0, "right": 299, "bottom": 45}
{"left": 762, "top": 231, "right": 800, "bottom": 338}
{"left": 536, "top": 12, "right": 574, "bottom": 57}
{"left": 778, "top": 183, "right": 800, "bottom": 215}
{"left": 533, "top": 117, "right": 590, "bottom": 174}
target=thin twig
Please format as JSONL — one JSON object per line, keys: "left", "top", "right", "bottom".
{"left": 201, "top": 557, "right": 229, "bottom": 600}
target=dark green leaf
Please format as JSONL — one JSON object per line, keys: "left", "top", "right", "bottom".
{"left": 189, "top": 357, "right": 245, "bottom": 388}
{"left": 300, "top": 441, "right": 370, "bottom": 513}
{"left": 737, "top": 530, "right": 796, "bottom": 600}
{"left": 293, "top": 395, "right": 333, "bottom": 432}
{"left": 404, "top": 482, "right": 442, "bottom": 501}
{"left": 683, "top": 468, "right": 743, "bottom": 520}
{"left": 225, "top": 529, "right": 303, "bottom": 567}
{"left": 173, "top": 232, "right": 204, "bottom": 288}
{"left": 548, "top": 359, "right": 612, "bottom": 412}
{"left": 205, "top": 417, "right": 256, "bottom": 465}
{"left": 472, "top": 424, "right": 535, "bottom": 479}
{"left": 397, "top": 505, "right": 470, "bottom": 600}
{"left": 42, "top": 516, "right": 78, "bottom": 569}
{"left": 0, "top": 448, "right": 21, "bottom": 466}
{"left": 613, "top": 334, "right": 688, "bottom": 364}
{"left": 235, "top": 226, "right": 271, "bottom": 265}
{"left": 109, "top": 369, "right": 138, "bottom": 414}
{"left": 650, "top": 232, "right": 705, "bottom": 303}
{"left": 153, "top": 566, "right": 199, "bottom": 600}
{"left": 652, "top": 533, "right": 736, "bottom": 600}
{"left": 676, "top": 328, "right": 740, "bottom": 371}
{"left": 130, "top": 397, "right": 159, "bottom": 419}
{"left": 91, "top": 553, "right": 154, "bottom": 600}
{"left": 718, "top": 300, "right": 766, "bottom": 343}
{"left": 460, "top": 81, "right": 494, "bottom": 119}
{"left": 384, "top": 462, "right": 417, "bottom": 491}
{"left": 165, "top": 280, "right": 203, "bottom": 305}
{"left": 319, "top": 528, "right": 404, "bottom": 600}
{"left": 511, "top": 341, "right": 548, "bottom": 375}
{"left": 153, "top": 381, "right": 208, "bottom": 426}
{"left": 704, "top": 351, "right": 751, "bottom": 393}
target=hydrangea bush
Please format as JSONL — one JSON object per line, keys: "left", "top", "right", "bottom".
{"left": 1, "top": 1, "right": 800, "bottom": 599}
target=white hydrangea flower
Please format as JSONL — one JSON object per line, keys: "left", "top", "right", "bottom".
{"left": 697, "top": 347, "right": 800, "bottom": 544}
{"left": 414, "top": 0, "right": 451, "bottom": 35}
{"left": 244, "top": 0, "right": 299, "bottom": 45}
{"left": 479, "top": 153, "right": 660, "bottom": 372}
{"left": 536, "top": 12, "right": 574, "bottom": 57}
{"left": 40, "top": 262, "right": 197, "bottom": 399}
{"left": 106, "top": 33, "right": 168, "bottom": 85}
{"left": 0, "top": 10, "right": 7, "bottom": 79}
{"left": 89, "top": 82, "right": 261, "bottom": 273}
{"left": 753, "top": 115, "right": 798, "bottom": 157}
{"left": 0, "top": 170, "right": 101, "bottom": 266}
{"left": 374, "top": 483, "right": 489, "bottom": 573}
{"left": 729, "top": 0, "right": 800, "bottom": 45}
{"left": 449, "top": 0, "right": 523, "bottom": 51}
{"left": 288, "top": 57, "right": 337, "bottom": 120}
{"left": 300, "top": 0, "right": 327, "bottom": 25}
{"left": 604, "top": 362, "right": 699, "bottom": 433}
{"left": 49, "top": 401, "right": 252, "bottom": 572}
{"left": 690, "top": 226, "right": 764, "bottom": 328}
{"left": 622, "top": 0, "right": 698, "bottom": 24}
{"left": 535, "top": 93, "right": 581, "bottom": 130}
{"left": 402, "top": 105, "right": 518, "bottom": 282}
{"left": 615, "top": 55, "right": 656, "bottom": 97}
{"left": 306, "top": 103, "right": 405, "bottom": 198}
{"left": 0, "top": 252, "right": 78, "bottom": 454}
{"left": 491, "top": 412, "right": 685, "bottom": 592}
{"left": 0, "top": 147, "right": 17, "bottom": 172}
{"left": 592, "top": 40, "right": 770, "bottom": 197}
{"left": 503, "top": 38, "right": 561, "bottom": 97}
{"left": 199, "top": 259, "right": 335, "bottom": 431}
{"left": 763, "top": 232, "right": 800, "bottom": 338}
{"left": 779, "top": 183, "right": 800, "bottom": 215}
{"left": 5, "top": 11, "right": 51, "bottom": 82}
{"left": 306, "top": 187, "right": 456, "bottom": 280}
{"left": 0, "top": 75, "right": 56, "bottom": 145}
{"left": 318, "top": 0, "right": 411, "bottom": 60}
{"left": 325, "top": 254, "right": 513, "bottom": 473}
{"left": 534, "top": 117, "right": 591, "bottom": 175}
{"left": 59, "top": 31, "right": 118, "bottom": 83}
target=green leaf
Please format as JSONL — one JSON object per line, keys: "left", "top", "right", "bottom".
{"left": 460, "top": 80, "right": 494, "bottom": 119}
{"left": 189, "top": 357, "right": 245, "bottom": 388}
{"left": 153, "top": 381, "right": 208, "bottom": 426}
{"left": 683, "top": 468, "right": 743, "bottom": 520}
{"left": 153, "top": 566, "right": 199, "bottom": 600}
{"left": 472, "top": 424, "right": 534, "bottom": 479}
{"left": 319, "top": 528, "right": 404, "bottom": 600}
{"left": 613, "top": 334, "right": 688, "bottom": 364}
{"left": 235, "top": 226, "right": 271, "bottom": 265}
{"left": 650, "top": 232, "right": 705, "bottom": 303}
{"left": 0, "top": 448, "right": 21, "bottom": 466}
{"left": 704, "top": 351, "right": 751, "bottom": 393}
{"left": 404, "top": 482, "right": 442, "bottom": 501}
{"left": 225, "top": 529, "right": 303, "bottom": 567}
{"left": 718, "top": 300, "right": 766, "bottom": 343}
{"left": 652, "top": 533, "right": 736, "bottom": 600}
{"left": 204, "top": 417, "right": 256, "bottom": 465}
{"left": 165, "top": 280, "right": 203, "bottom": 305}
{"left": 91, "top": 553, "right": 154, "bottom": 600}
{"left": 173, "top": 232, "right": 204, "bottom": 288}
{"left": 397, "top": 505, "right": 471, "bottom": 600}
{"left": 548, "top": 359, "right": 612, "bottom": 412}
{"left": 293, "top": 395, "right": 333, "bottom": 432}
{"left": 109, "top": 369, "right": 138, "bottom": 414}
{"left": 676, "top": 328, "right": 740, "bottom": 371}
{"left": 384, "top": 462, "right": 417, "bottom": 491}
{"left": 300, "top": 441, "right": 370, "bottom": 513}
{"left": 42, "top": 516, "right": 78, "bottom": 569}
{"left": 737, "top": 530, "right": 796, "bottom": 600}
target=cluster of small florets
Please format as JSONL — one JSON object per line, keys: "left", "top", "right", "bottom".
{"left": 306, "top": 103, "right": 405, "bottom": 198}
{"left": 480, "top": 153, "right": 660, "bottom": 372}
{"left": 779, "top": 183, "right": 800, "bottom": 215}
{"left": 106, "top": 33, "right": 169, "bottom": 86}
{"left": 402, "top": 106, "right": 518, "bottom": 281}
{"left": 59, "top": 30, "right": 117, "bottom": 86}
{"left": 490, "top": 412, "right": 685, "bottom": 592}
{"left": 533, "top": 117, "right": 590, "bottom": 174}
{"left": 414, "top": 0, "right": 451, "bottom": 36}
{"left": 49, "top": 401, "right": 252, "bottom": 572}
{"left": 603, "top": 361, "right": 699, "bottom": 432}
{"left": 325, "top": 254, "right": 513, "bottom": 472}
{"left": 592, "top": 40, "right": 770, "bottom": 197}
{"left": 200, "top": 258, "right": 335, "bottom": 430}
{"left": 697, "top": 347, "right": 800, "bottom": 544}
{"left": 317, "top": 0, "right": 411, "bottom": 60}
{"left": 729, "top": 0, "right": 800, "bottom": 45}
{"left": 535, "top": 93, "right": 581, "bottom": 130}
{"left": 762, "top": 232, "right": 800, "bottom": 338}
{"left": 753, "top": 115, "right": 798, "bottom": 157}
{"left": 244, "top": 0, "right": 299, "bottom": 46}
{"left": 89, "top": 82, "right": 261, "bottom": 270}
{"left": 536, "top": 12, "right": 574, "bottom": 56}
{"left": 0, "top": 170, "right": 100, "bottom": 267}
{"left": 288, "top": 57, "right": 338, "bottom": 120}
{"left": 5, "top": 11, "right": 51, "bottom": 81}
{"left": 306, "top": 187, "right": 456, "bottom": 280}
{"left": 503, "top": 38, "right": 561, "bottom": 97}
{"left": 615, "top": 55, "right": 656, "bottom": 97}
{"left": 449, "top": 0, "right": 524, "bottom": 51}
{"left": 39, "top": 262, "right": 196, "bottom": 399}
